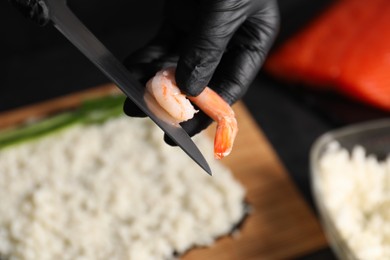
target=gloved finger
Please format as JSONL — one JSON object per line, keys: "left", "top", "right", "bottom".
{"left": 123, "top": 48, "right": 171, "bottom": 85}
{"left": 8, "top": 0, "right": 50, "bottom": 26}
{"left": 209, "top": 1, "right": 280, "bottom": 104}
{"left": 164, "top": 110, "right": 213, "bottom": 146}
{"left": 175, "top": 0, "right": 251, "bottom": 97}
{"left": 123, "top": 97, "right": 146, "bottom": 118}
{"left": 165, "top": 2, "right": 280, "bottom": 146}
{"left": 124, "top": 50, "right": 180, "bottom": 85}
{"left": 123, "top": 22, "right": 180, "bottom": 84}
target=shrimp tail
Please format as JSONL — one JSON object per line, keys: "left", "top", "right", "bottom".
{"left": 214, "top": 116, "right": 238, "bottom": 159}
{"left": 189, "top": 86, "right": 238, "bottom": 160}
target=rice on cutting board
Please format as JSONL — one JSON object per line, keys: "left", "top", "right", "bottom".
{"left": 319, "top": 142, "right": 390, "bottom": 259}
{"left": 0, "top": 115, "right": 246, "bottom": 260}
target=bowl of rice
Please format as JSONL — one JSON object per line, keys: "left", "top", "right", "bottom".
{"left": 310, "top": 118, "right": 390, "bottom": 260}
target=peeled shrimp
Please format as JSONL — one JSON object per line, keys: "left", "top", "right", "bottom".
{"left": 146, "top": 68, "right": 198, "bottom": 123}
{"left": 146, "top": 67, "right": 238, "bottom": 159}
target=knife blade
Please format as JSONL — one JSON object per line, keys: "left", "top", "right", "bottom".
{"left": 43, "top": 0, "right": 212, "bottom": 175}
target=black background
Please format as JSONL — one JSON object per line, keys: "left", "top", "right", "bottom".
{"left": 1, "top": 0, "right": 389, "bottom": 258}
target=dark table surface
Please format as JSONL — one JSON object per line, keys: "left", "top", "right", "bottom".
{"left": 1, "top": 0, "right": 389, "bottom": 259}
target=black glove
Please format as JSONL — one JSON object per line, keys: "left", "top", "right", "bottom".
{"left": 8, "top": 0, "right": 50, "bottom": 26}
{"left": 124, "top": 0, "right": 280, "bottom": 145}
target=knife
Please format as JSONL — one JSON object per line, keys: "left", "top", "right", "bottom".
{"left": 42, "top": 0, "right": 212, "bottom": 175}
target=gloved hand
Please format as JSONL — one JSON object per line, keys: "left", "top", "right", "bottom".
{"left": 8, "top": 0, "right": 50, "bottom": 26}
{"left": 124, "top": 0, "right": 280, "bottom": 145}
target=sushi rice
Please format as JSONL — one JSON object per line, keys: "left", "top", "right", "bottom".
{"left": 319, "top": 142, "right": 390, "bottom": 259}
{"left": 0, "top": 115, "right": 246, "bottom": 260}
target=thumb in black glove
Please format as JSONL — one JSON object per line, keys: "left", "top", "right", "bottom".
{"left": 8, "top": 0, "right": 50, "bottom": 26}
{"left": 124, "top": 0, "right": 280, "bottom": 145}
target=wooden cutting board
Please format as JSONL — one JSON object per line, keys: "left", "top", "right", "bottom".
{"left": 0, "top": 84, "right": 328, "bottom": 259}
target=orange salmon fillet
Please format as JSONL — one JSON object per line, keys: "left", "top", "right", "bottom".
{"left": 265, "top": 0, "right": 390, "bottom": 111}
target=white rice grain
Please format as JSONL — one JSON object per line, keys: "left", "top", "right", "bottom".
{"left": 0, "top": 116, "right": 246, "bottom": 260}
{"left": 319, "top": 142, "right": 390, "bottom": 260}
